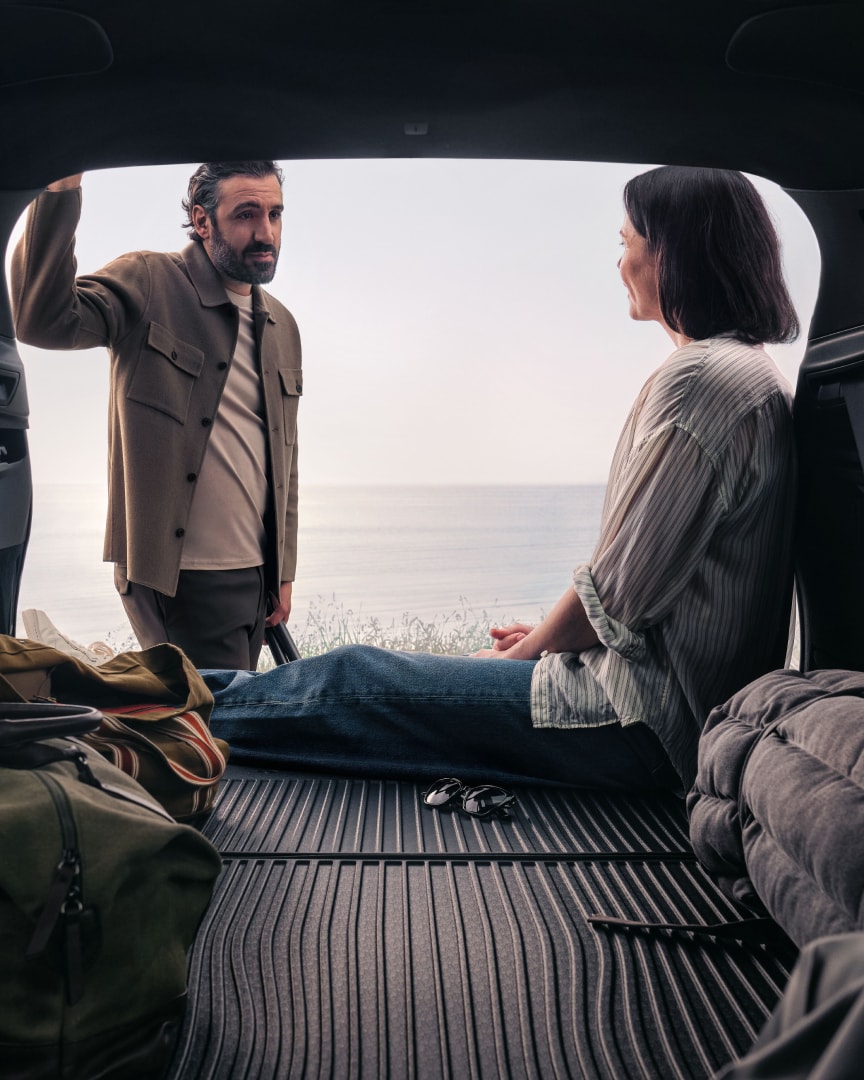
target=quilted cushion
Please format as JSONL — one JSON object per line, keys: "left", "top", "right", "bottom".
{"left": 687, "top": 668, "right": 864, "bottom": 947}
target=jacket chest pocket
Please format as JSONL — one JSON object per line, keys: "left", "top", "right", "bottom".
{"left": 278, "top": 368, "right": 302, "bottom": 444}
{"left": 127, "top": 322, "right": 205, "bottom": 424}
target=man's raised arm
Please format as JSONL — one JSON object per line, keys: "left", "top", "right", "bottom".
{"left": 10, "top": 172, "right": 135, "bottom": 351}
{"left": 44, "top": 174, "right": 84, "bottom": 192}
{"left": 11, "top": 173, "right": 88, "bottom": 347}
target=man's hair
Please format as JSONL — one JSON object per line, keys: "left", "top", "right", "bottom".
{"left": 623, "top": 166, "right": 800, "bottom": 345}
{"left": 181, "top": 161, "right": 284, "bottom": 242}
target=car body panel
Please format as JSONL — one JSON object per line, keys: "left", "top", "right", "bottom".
{"left": 3, "top": 0, "right": 864, "bottom": 1073}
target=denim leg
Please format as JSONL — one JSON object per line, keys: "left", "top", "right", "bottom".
{"left": 202, "top": 645, "right": 674, "bottom": 790}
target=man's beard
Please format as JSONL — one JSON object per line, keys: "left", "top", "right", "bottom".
{"left": 209, "top": 227, "right": 279, "bottom": 285}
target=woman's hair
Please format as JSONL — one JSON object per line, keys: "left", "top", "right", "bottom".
{"left": 181, "top": 161, "right": 284, "bottom": 241}
{"left": 623, "top": 166, "right": 800, "bottom": 344}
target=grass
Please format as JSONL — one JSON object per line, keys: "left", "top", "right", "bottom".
{"left": 93, "top": 596, "right": 804, "bottom": 671}
{"left": 104, "top": 595, "right": 525, "bottom": 670}
{"left": 287, "top": 596, "right": 515, "bottom": 660}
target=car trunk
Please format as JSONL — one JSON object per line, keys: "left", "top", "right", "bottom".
{"left": 165, "top": 764, "right": 798, "bottom": 1078}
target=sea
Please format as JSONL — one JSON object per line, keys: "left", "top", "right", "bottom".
{"left": 17, "top": 483, "right": 606, "bottom": 648}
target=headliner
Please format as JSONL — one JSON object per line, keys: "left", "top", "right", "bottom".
{"left": 1, "top": 0, "right": 863, "bottom": 191}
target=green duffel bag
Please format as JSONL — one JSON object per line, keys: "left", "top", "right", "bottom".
{"left": 0, "top": 703, "right": 223, "bottom": 1079}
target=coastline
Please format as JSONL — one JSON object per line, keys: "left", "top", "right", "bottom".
{"left": 18, "top": 482, "right": 606, "bottom": 647}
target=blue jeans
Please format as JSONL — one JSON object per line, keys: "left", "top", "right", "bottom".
{"left": 202, "top": 645, "right": 677, "bottom": 790}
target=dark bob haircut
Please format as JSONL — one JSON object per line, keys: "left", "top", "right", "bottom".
{"left": 181, "top": 161, "right": 284, "bottom": 242}
{"left": 623, "top": 166, "right": 799, "bottom": 345}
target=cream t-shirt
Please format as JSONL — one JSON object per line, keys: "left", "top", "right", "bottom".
{"left": 180, "top": 289, "right": 269, "bottom": 569}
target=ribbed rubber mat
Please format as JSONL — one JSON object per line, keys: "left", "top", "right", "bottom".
{"left": 169, "top": 772, "right": 795, "bottom": 1079}
{"left": 169, "top": 856, "right": 795, "bottom": 1080}
{"left": 202, "top": 773, "right": 691, "bottom": 856}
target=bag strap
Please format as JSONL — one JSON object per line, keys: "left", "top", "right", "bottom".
{"left": 91, "top": 706, "right": 226, "bottom": 786}
{"left": 586, "top": 912, "right": 785, "bottom": 945}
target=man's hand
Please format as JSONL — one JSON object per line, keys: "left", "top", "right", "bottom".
{"left": 266, "top": 581, "right": 293, "bottom": 627}
{"left": 45, "top": 174, "right": 84, "bottom": 192}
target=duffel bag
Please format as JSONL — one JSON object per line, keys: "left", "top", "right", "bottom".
{"left": 0, "top": 702, "right": 222, "bottom": 1079}
{"left": 0, "top": 635, "right": 229, "bottom": 820}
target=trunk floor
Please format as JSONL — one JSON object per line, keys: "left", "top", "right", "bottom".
{"left": 168, "top": 766, "right": 797, "bottom": 1079}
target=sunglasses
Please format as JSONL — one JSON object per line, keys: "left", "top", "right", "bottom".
{"left": 422, "top": 777, "right": 517, "bottom": 819}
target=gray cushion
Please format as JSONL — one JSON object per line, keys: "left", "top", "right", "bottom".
{"left": 687, "top": 668, "right": 864, "bottom": 947}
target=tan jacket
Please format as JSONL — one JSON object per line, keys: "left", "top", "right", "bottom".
{"left": 11, "top": 188, "right": 302, "bottom": 597}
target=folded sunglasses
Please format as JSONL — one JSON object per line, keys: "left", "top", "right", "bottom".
{"left": 422, "top": 777, "right": 517, "bottom": 819}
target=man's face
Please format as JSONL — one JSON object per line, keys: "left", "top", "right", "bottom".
{"left": 195, "top": 173, "right": 283, "bottom": 292}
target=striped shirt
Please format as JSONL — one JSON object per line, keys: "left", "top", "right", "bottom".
{"left": 530, "top": 337, "right": 796, "bottom": 790}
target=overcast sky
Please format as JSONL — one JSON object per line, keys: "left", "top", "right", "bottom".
{"left": 6, "top": 159, "right": 820, "bottom": 487}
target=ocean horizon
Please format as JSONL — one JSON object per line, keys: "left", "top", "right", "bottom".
{"left": 17, "top": 482, "right": 606, "bottom": 648}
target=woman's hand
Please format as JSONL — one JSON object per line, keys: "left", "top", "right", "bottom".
{"left": 470, "top": 622, "right": 536, "bottom": 659}
{"left": 472, "top": 587, "right": 600, "bottom": 660}
{"left": 489, "top": 622, "right": 535, "bottom": 651}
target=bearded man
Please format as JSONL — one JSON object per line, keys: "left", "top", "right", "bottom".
{"left": 11, "top": 162, "right": 302, "bottom": 669}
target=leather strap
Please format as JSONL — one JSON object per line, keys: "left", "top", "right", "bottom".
{"left": 586, "top": 912, "right": 785, "bottom": 945}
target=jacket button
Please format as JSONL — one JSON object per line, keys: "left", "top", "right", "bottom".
{"left": 187, "top": 473, "right": 197, "bottom": 482}
{"left": 296, "top": 382, "right": 302, "bottom": 393}
{"left": 171, "top": 350, "right": 178, "bottom": 361}
{"left": 175, "top": 528, "right": 185, "bottom": 538}
{"left": 218, "top": 361, "right": 228, "bottom": 370}
{"left": 201, "top": 417, "right": 211, "bottom": 427}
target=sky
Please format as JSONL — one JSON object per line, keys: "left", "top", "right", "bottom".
{"left": 5, "top": 159, "right": 821, "bottom": 487}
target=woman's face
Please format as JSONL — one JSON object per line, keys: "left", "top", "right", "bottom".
{"left": 618, "top": 217, "right": 662, "bottom": 324}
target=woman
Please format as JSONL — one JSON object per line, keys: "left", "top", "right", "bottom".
{"left": 204, "top": 166, "right": 800, "bottom": 795}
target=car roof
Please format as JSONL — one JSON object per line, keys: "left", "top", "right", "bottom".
{"left": 1, "top": 0, "right": 863, "bottom": 192}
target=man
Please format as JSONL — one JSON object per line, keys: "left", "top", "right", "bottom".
{"left": 11, "top": 162, "right": 302, "bottom": 669}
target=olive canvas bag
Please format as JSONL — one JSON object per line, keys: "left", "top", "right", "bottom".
{"left": 0, "top": 635, "right": 228, "bottom": 820}
{"left": 0, "top": 705, "right": 222, "bottom": 1079}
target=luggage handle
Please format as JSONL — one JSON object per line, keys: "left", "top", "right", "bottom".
{"left": 264, "top": 597, "right": 301, "bottom": 664}
{"left": 0, "top": 703, "right": 103, "bottom": 747}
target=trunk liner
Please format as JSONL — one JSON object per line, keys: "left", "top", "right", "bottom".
{"left": 168, "top": 768, "right": 796, "bottom": 1079}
